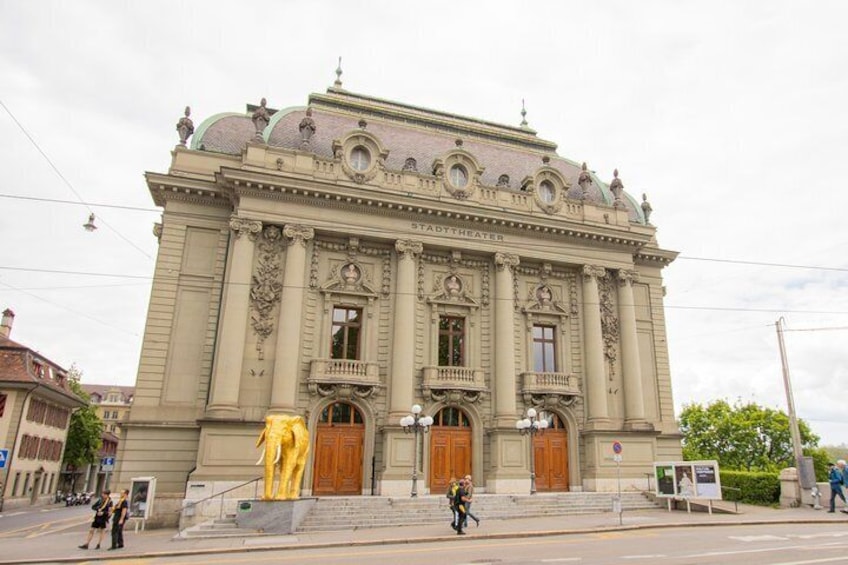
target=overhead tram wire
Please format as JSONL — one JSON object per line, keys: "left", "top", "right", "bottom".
{"left": 0, "top": 99, "right": 155, "bottom": 261}
{"left": 0, "top": 193, "right": 159, "bottom": 213}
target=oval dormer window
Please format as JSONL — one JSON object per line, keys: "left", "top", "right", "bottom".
{"left": 449, "top": 164, "right": 468, "bottom": 188}
{"left": 350, "top": 146, "right": 371, "bottom": 171}
{"left": 538, "top": 180, "right": 555, "bottom": 203}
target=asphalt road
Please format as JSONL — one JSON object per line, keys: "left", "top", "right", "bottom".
{"left": 0, "top": 502, "right": 89, "bottom": 538}
{"left": 41, "top": 522, "right": 845, "bottom": 565}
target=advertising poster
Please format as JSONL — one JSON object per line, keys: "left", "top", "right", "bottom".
{"left": 675, "top": 465, "right": 695, "bottom": 497}
{"left": 654, "top": 461, "right": 721, "bottom": 500}
{"left": 655, "top": 465, "right": 675, "bottom": 496}
{"left": 693, "top": 463, "right": 720, "bottom": 498}
{"left": 129, "top": 477, "right": 156, "bottom": 520}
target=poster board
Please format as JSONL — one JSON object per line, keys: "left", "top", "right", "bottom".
{"left": 653, "top": 461, "right": 721, "bottom": 500}
{"left": 129, "top": 477, "right": 156, "bottom": 520}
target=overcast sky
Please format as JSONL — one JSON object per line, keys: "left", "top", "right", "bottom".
{"left": 2, "top": 1, "right": 846, "bottom": 446}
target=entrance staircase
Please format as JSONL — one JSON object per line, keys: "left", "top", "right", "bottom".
{"left": 180, "top": 492, "right": 661, "bottom": 538}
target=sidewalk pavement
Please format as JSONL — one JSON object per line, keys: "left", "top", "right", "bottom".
{"left": 3, "top": 503, "right": 848, "bottom": 564}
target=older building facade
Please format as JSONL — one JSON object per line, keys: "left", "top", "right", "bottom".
{"left": 0, "top": 309, "right": 85, "bottom": 510}
{"left": 116, "top": 87, "right": 681, "bottom": 522}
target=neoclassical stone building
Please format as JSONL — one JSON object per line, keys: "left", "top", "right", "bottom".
{"left": 116, "top": 83, "right": 681, "bottom": 522}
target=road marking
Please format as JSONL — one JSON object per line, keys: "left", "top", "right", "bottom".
{"left": 773, "top": 558, "right": 848, "bottom": 565}
{"left": 730, "top": 535, "right": 790, "bottom": 542}
{"left": 541, "top": 559, "right": 582, "bottom": 563}
{"left": 0, "top": 512, "right": 25, "bottom": 518}
{"left": 794, "top": 532, "right": 848, "bottom": 539}
{"left": 621, "top": 555, "right": 667, "bottom": 559}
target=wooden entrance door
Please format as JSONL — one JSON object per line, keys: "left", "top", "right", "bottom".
{"left": 312, "top": 402, "right": 364, "bottom": 496}
{"left": 533, "top": 412, "right": 569, "bottom": 491}
{"left": 428, "top": 407, "right": 472, "bottom": 493}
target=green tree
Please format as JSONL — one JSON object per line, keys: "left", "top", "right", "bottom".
{"left": 63, "top": 366, "right": 102, "bottom": 491}
{"left": 679, "top": 399, "right": 820, "bottom": 472}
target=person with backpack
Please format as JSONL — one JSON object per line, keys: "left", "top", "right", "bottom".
{"left": 463, "top": 475, "right": 480, "bottom": 528}
{"left": 78, "top": 489, "right": 112, "bottom": 550}
{"left": 446, "top": 477, "right": 459, "bottom": 530}
{"left": 827, "top": 462, "right": 846, "bottom": 513}
{"left": 109, "top": 489, "right": 130, "bottom": 550}
{"left": 453, "top": 479, "right": 470, "bottom": 535}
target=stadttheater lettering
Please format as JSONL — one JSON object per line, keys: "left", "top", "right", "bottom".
{"left": 411, "top": 222, "right": 504, "bottom": 241}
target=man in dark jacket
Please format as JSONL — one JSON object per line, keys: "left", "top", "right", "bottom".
{"left": 827, "top": 462, "right": 845, "bottom": 513}
{"left": 454, "top": 479, "right": 469, "bottom": 535}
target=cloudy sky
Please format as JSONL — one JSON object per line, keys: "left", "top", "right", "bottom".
{"left": 2, "top": 1, "right": 846, "bottom": 446}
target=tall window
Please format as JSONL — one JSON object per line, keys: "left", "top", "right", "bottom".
{"left": 438, "top": 316, "right": 465, "bottom": 366}
{"left": 331, "top": 307, "right": 362, "bottom": 360}
{"left": 533, "top": 324, "right": 557, "bottom": 372}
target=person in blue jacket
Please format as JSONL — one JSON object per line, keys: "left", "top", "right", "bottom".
{"left": 827, "top": 462, "right": 846, "bottom": 513}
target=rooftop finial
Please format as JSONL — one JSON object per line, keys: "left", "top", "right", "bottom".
{"left": 578, "top": 162, "right": 592, "bottom": 199}
{"left": 176, "top": 106, "right": 194, "bottom": 147}
{"left": 334, "top": 57, "right": 343, "bottom": 88}
{"left": 609, "top": 168, "right": 624, "bottom": 207}
{"left": 520, "top": 99, "right": 528, "bottom": 128}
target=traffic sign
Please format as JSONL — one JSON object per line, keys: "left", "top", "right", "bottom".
{"left": 0, "top": 449, "right": 8, "bottom": 469}
{"left": 101, "top": 457, "right": 115, "bottom": 471}
{"left": 612, "top": 440, "right": 623, "bottom": 454}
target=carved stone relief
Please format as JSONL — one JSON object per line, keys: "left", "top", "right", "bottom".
{"left": 598, "top": 271, "right": 620, "bottom": 380}
{"left": 250, "top": 225, "right": 284, "bottom": 359}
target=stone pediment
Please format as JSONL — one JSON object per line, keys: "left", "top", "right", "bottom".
{"left": 320, "top": 261, "right": 380, "bottom": 297}
{"left": 426, "top": 273, "right": 479, "bottom": 309}
{"left": 521, "top": 284, "right": 569, "bottom": 315}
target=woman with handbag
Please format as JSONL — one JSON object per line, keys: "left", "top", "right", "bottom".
{"left": 78, "top": 489, "right": 112, "bottom": 550}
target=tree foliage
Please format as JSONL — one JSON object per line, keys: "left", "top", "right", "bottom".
{"left": 63, "top": 366, "right": 102, "bottom": 475}
{"left": 679, "top": 399, "right": 820, "bottom": 472}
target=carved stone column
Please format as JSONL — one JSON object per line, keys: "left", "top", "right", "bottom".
{"left": 207, "top": 216, "right": 262, "bottom": 418}
{"left": 494, "top": 252, "right": 520, "bottom": 425}
{"left": 388, "top": 240, "right": 423, "bottom": 418}
{"left": 582, "top": 265, "right": 609, "bottom": 423}
{"left": 617, "top": 270, "right": 646, "bottom": 427}
{"left": 269, "top": 225, "right": 314, "bottom": 413}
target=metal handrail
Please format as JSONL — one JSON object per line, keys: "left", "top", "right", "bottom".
{"left": 179, "top": 476, "right": 263, "bottom": 520}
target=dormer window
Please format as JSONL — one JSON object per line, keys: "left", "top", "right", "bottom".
{"left": 538, "top": 180, "right": 555, "bottom": 203}
{"left": 449, "top": 164, "right": 468, "bottom": 188}
{"left": 33, "top": 361, "right": 45, "bottom": 379}
{"left": 349, "top": 146, "right": 371, "bottom": 171}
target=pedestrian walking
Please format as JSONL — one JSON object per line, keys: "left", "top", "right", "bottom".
{"left": 463, "top": 475, "right": 480, "bottom": 528}
{"left": 827, "top": 462, "right": 846, "bottom": 513}
{"left": 109, "top": 489, "right": 129, "bottom": 550}
{"left": 78, "top": 489, "right": 112, "bottom": 550}
{"left": 453, "top": 479, "right": 470, "bottom": 535}
{"left": 446, "top": 477, "right": 459, "bottom": 531}
{"left": 838, "top": 460, "right": 848, "bottom": 514}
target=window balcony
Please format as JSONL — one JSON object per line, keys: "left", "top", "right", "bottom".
{"left": 307, "top": 358, "right": 382, "bottom": 400}
{"left": 521, "top": 371, "right": 581, "bottom": 397}
{"left": 422, "top": 366, "right": 486, "bottom": 391}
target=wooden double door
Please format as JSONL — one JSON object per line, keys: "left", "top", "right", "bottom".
{"left": 533, "top": 412, "right": 569, "bottom": 491}
{"left": 428, "top": 407, "right": 472, "bottom": 494}
{"left": 312, "top": 402, "right": 364, "bottom": 496}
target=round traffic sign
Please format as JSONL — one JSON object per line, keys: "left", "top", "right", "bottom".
{"left": 612, "top": 440, "right": 623, "bottom": 454}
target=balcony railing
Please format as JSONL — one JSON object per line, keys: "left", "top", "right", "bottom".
{"left": 308, "top": 359, "right": 380, "bottom": 386}
{"left": 422, "top": 366, "right": 486, "bottom": 391}
{"left": 521, "top": 371, "right": 581, "bottom": 396}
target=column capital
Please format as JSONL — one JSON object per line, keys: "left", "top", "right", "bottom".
{"left": 395, "top": 239, "right": 423, "bottom": 259}
{"left": 616, "top": 269, "right": 639, "bottom": 286}
{"left": 283, "top": 224, "right": 315, "bottom": 246}
{"left": 581, "top": 265, "right": 606, "bottom": 280}
{"left": 495, "top": 252, "right": 520, "bottom": 271}
{"left": 229, "top": 216, "right": 263, "bottom": 240}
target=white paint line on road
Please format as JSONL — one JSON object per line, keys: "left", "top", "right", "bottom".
{"left": 689, "top": 543, "right": 848, "bottom": 558}
{"left": 794, "top": 532, "right": 848, "bottom": 539}
{"left": 0, "top": 512, "right": 25, "bottom": 518}
{"left": 540, "top": 559, "right": 582, "bottom": 563}
{"left": 773, "top": 558, "right": 848, "bottom": 565}
{"left": 729, "top": 535, "right": 789, "bottom": 542}
{"left": 621, "top": 555, "right": 667, "bottom": 560}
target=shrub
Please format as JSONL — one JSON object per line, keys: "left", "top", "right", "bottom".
{"left": 720, "top": 470, "right": 780, "bottom": 505}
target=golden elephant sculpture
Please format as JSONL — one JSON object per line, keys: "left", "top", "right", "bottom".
{"left": 255, "top": 414, "right": 310, "bottom": 500}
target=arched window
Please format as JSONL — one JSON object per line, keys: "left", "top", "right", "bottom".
{"left": 433, "top": 407, "right": 470, "bottom": 427}
{"left": 319, "top": 402, "right": 363, "bottom": 425}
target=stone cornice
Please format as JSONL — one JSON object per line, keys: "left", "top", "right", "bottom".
{"left": 217, "top": 167, "right": 658, "bottom": 251}
{"left": 146, "top": 171, "right": 232, "bottom": 209}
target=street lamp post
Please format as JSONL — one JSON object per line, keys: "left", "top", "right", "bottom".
{"left": 516, "top": 408, "right": 549, "bottom": 494}
{"left": 400, "top": 404, "right": 433, "bottom": 498}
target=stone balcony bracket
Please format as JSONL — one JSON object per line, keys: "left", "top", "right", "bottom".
{"left": 521, "top": 371, "right": 581, "bottom": 406}
{"left": 307, "top": 358, "right": 382, "bottom": 398}
{"left": 421, "top": 366, "right": 487, "bottom": 404}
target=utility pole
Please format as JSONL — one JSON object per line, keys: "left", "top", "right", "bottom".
{"left": 775, "top": 317, "right": 804, "bottom": 468}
